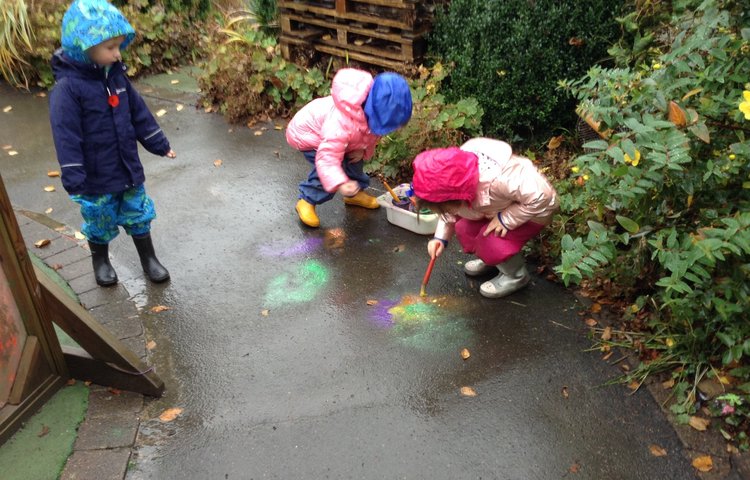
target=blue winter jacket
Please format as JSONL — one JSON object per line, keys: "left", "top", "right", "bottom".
{"left": 49, "top": 0, "right": 170, "bottom": 195}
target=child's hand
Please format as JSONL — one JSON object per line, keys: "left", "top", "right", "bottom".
{"left": 165, "top": 150, "right": 177, "bottom": 158}
{"left": 427, "top": 239, "right": 445, "bottom": 259}
{"left": 483, "top": 216, "right": 508, "bottom": 237}
{"left": 339, "top": 180, "right": 360, "bottom": 197}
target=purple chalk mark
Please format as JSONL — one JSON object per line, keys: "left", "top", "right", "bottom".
{"left": 368, "top": 298, "right": 399, "bottom": 329}
{"left": 259, "top": 237, "right": 324, "bottom": 257}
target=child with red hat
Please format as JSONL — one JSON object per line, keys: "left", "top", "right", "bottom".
{"left": 411, "top": 138, "right": 559, "bottom": 298}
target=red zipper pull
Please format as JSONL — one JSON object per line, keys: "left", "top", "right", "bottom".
{"left": 106, "top": 86, "right": 119, "bottom": 107}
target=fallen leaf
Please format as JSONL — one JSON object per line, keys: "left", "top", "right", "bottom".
{"left": 649, "top": 444, "right": 667, "bottom": 457}
{"left": 366, "top": 299, "right": 378, "bottom": 306}
{"left": 45, "top": 207, "right": 53, "bottom": 214}
{"left": 591, "top": 303, "right": 602, "bottom": 313}
{"left": 47, "top": 170, "right": 60, "bottom": 177}
{"left": 602, "top": 351, "right": 614, "bottom": 361}
{"left": 585, "top": 318, "right": 598, "bottom": 327}
{"left": 146, "top": 340, "right": 157, "bottom": 350}
{"left": 51, "top": 264, "right": 63, "bottom": 271}
{"left": 620, "top": 363, "right": 630, "bottom": 372}
{"left": 74, "top": 231, "right": 85, "bottom": 240}
{"left": 170, "top": 79, "right": 180, "bottom": 84}
{"left": 159, "top": 407, "right": 183, "bottom": 422}
{"left": 36, "top": 92, "right": 46, "bottom": 98}
{"left": 354, "top": 39, "right": 364, "bottom": 46}
{"left": 8, "top": 150, "right": 18, "bottom": 156}
{"left": 66, "top": 378, "right": 76, "bottom": 386}
{"left": 37, "top": 425, "right": 50, "bottom": 437}
{"left": 3, "top": 105, "right": 12, "bottom": 113}
{"left": 254, "top": 130, "right": 263, "bottom": 136}
{"left": 460, "top": 386, "right": 477, "bottom": 397}
{"left": 460, "top": 348, "right": 471, "bottom": 360}
{"left": 84, "top": 380, "right": 92, "bottom": 386}
{"left": 261, "top": 309, "right": 270, "bottom": 316}
{"left": 204, "top": 106, "right": 212, "bottom": 113}
{"left": 561, "top": 386, "right": 569, "bottom": 399}
{"left": 692, "top": 455, "right": 713, "bottom": 472}
{"left": 601, "top": 326, "right": 612, "bottom": 341}
{"left": 569, "top": 463, "right": 581, "bottom": 473}
{"left": 1, "top": 145, "right": 11, "bottom": 150}
{"left": 392, "top": 244, "right": 405, "bottom": 253}
{"left": 44, "top": 185, "right": 55, "bottom": 192}
{"left": 273, "top": 150, "right": 280, "bottom": 157}
{"left": 150, "top": 305, "right": 171, "bottom": 313}
{"left": 718, "top": 374, "right": 733, "bottom": 385}
{"left": 689, "top": 416, "right": 710, "bottom": 431}
{"left": 627, "top": 380, "right": 640, "bottom": 391}
{"left": 662, "top": 378, "right": 675, "bottom": 389}
{"left": 176, "top": 104, "right": 184, "bottom": 111}
{"left": 108, "top": 387, "right": 121, "bottom": 395}
{"left": 547, "top": 135, "right": 563, "bottom": 150}
{"left": 34, "top": 239, "right": 51, "bottom": 248}
{"left": 213, "top": 159, "right": 223, "bottom": 167}
{"left": 156, "top": 109, "right": 167, "bottom": 117}
{"left": 568, "top": 37, "right": 585, "bottom": 46}
{"left": 322, "top": 34, "right": 332, "bottom": 40}
{"left": 274, "top": 125, "right": 283, "bottom": 130}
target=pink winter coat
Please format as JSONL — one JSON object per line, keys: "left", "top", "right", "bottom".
{"left": 433, "top": 138, "right": 559, "bottom": 241}
{"left": 285, "top": 69, "right": 380, "bottom": 192}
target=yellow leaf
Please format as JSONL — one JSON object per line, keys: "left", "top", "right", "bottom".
{"left": 146, "top": 340, "right": 157, "bottom": 350}
{"left": 254, "top": 130, "right": 263, "bottom": 136}
{"left": 601, "top": 326, "right": 612, "bottom": 341}
{"left": 156, "top": 109, "right": 167, "bottom": 117}
{"left": 692, "top": 455, "right": 713, "bottom": 472}
{"left": 213, "top": 159, "right": 223, "bottom": 167}
{"left": 682, "top": 88, "right": 703, "bottom": 101}
{"left": 662, "top": 378, "right": 675, "bottom": 389}
{"left": 460, "top": 348, "right": 471, "bottom": 360}
{"left": 1, "top": 145, "right": 11, "bottom": 150}
{"left": 547, "top": 135, "right": 563, "bottom": 150}
{"left": 274, "top": 125, "right": 283, "bottom": 130}
{"left": 8, "top": 150, "right": 18, "bottom": 156}
{"left": 3, "top": 105, "right": 12, "bottom": 113}
{"left": 585, "top": 318, "right": 598, "bottom": 327}
{"left": 150, "top": 305, "right": 171, "bottom": 313}
{"left": 649, "top": 444, "right": 667, "bottom": 457}
{"left": 74, "top": 231, "right": 85, "bottom": 240}
{"left": 627, "top": 380, "right": 640, "bottom": 391}
{"left": 668, "top": 101, "right": 687, "bottom": 127}
{"left": 176, "top": 104, "right": 184, "bottom": 111}
{"left": 688, "top": 416, "right": 710, "bottom": 431}
{"left": 561, "top": 386, "right": 569, "bottom": 399}
{"left": 261, "top": 309, "right": 270, "bottom": 316}
{"left": 159, "top": 407, "right": 183, "bottom": 422}
{"left": 602, "top": 351, "right": 614, "bottom": 361}
{"left": 34, "top": 239, "right": 51, "bottom": 248}
{"left": 47, "top": 170, "right": 60, "bottom": 177}
{"left": 366, "top": 300, "right": 378, "bottom": 306}
{"left": 460, "top": 386, "right": 477, "bottom": 397}
{"left": 322, "top": 34, "right": 332, "bottom": 40}
{"left": 36, "top": 92, "right": 46, "bottom": 98}
{"left": 43, "top": 185, "right": 55, "bottom": 192}
{"left": 170, "top": 79, "right": 180, "bottom": 85}
{"left": 45, "top": 208, "right": 53, "bottom": 214}
{"left": 591, "top": 303, "right": 602, "bottom": 313}
{"left": 687, "top": 194, "right": 694, "bottom": 208}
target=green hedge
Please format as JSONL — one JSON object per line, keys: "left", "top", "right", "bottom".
{"left": 429, "top": 0, "right": 624, "bottom": 141}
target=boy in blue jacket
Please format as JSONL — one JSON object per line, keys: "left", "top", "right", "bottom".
{"left": 49, "top": 0, "right": 175, "bottom": 286}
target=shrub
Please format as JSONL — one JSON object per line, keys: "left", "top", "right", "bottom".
{"left": 365, "top": 63, "right": 484, "bottom": 181}
{"left": 429, "top": 0, "right": 624, "bottom": 141}
{"left": 0, "top": 0, "right": 34, "bottom": 88}
{"left": 553, "top": 0, "right": 750, "bottom": 423}
{"left": 23, "top": 0, "right": 209, "bottom": 88}
{"left": 198, "top": 12, "right": 329, "bottom": 122}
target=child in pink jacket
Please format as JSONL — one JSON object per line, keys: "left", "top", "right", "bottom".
{"left": 411, "top": 138, "right": 559, "bottom": 298}
{"left": 286, "top": 68, "right": 412, "bottom": 228}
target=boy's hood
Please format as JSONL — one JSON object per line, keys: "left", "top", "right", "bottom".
{"left": 61, "top": 0, "right": 135, "bottom": 63}
{"left": 330, "top": 68, "right": 374, "bottom": 124}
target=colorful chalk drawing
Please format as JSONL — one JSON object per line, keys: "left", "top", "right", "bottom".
{"left": 370, "top": 294, "right": 475, "bottom": 351}
{"left": 0, "top": 266, "right": 27, "bottom": 408}
{"left": 264, "top": 259, "right": 330, "bottom": 306}
{"left": 258, "top": 229, "right": 346, "bottom": 258}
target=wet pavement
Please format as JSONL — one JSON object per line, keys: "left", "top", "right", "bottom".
{"left": 0, "top": 81, "right": 698, "bottom": 479}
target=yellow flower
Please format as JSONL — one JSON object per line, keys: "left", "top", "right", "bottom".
{"left": 652, "top": 62, "right": 662, "bottom": 70}
{"left": 630, "top": 304, "right": 639, "bottom": 313}
{"left": 740, "top": 91, "right": 750, "bottom": 120}
{"left": 729, "top": 154, "right": 737, "bottom": 160}
{"left": 583, "top": 174, "right": 590, "bottom": 181}
{"left": 666, "top": 338, "right": 675, "bottom": 348}
{"left": 624, "top": 149, "right": 641, "bottom": 166}
{"left": 571, "top": 166, "right": 580, "bottom": 173}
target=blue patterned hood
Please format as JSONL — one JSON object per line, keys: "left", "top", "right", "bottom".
{"left": 61, "top": 0, "right": 135, "bottom": 63}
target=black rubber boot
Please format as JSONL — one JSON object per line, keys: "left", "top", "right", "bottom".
{"left": 88, "top": 241, "right": 118, "bottom": 287}
{"left": 132, "top": 233, "right": 170, "bottom": 283}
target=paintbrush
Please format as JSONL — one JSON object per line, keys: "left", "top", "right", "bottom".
{"left": 420, "top": 255, "right": 437, "bottom": 297}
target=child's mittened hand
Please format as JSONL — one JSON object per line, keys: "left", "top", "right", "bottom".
{"left": 339, "top": 180, "right": 360, "bottom": 197}
{"left": 427, "top": 239, "right": 444, "bottom": 259}
{"left": 165, "top": 150, "right": 177, "bottom": 158}
{"left": 483, "top": 216, "right": 508, "bottom": 237}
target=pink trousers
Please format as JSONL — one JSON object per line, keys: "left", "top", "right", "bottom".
{"left": 455, "top": 219, "right": 545, "bottom": 265}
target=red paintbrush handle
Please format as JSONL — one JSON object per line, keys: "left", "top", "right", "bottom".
{"left": 422, "top": 256, "right": 437, "bottom": 286}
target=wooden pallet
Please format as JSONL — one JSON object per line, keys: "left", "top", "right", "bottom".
{"left": 279, "top": 0, "right": 419, "bottom": 31}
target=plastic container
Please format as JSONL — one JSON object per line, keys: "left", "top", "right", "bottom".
{"left": 376, "top": 183, "right": 438, "bottom": 235}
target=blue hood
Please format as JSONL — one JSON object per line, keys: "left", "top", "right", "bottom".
{"left": 61, "top": 0, "right": 135, "bottom": 63}
{"left": 364, "top": 72, "right": 413, "bottom": 136}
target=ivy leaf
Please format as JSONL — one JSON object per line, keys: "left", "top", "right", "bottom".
{"left": 616, "top": 215, "right": 640, "bottom": 234}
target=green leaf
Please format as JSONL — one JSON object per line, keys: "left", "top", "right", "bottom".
{"left": 616, "top": 215, "right": 640, "bottom": 234}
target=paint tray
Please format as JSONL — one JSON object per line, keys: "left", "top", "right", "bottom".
{"left": 376, "top": 183, "right": 438, "bottom": 235}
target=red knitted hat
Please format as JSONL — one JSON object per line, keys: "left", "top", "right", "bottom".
{"left": 412, "top": 147, "right": 479, "bottom": 202}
